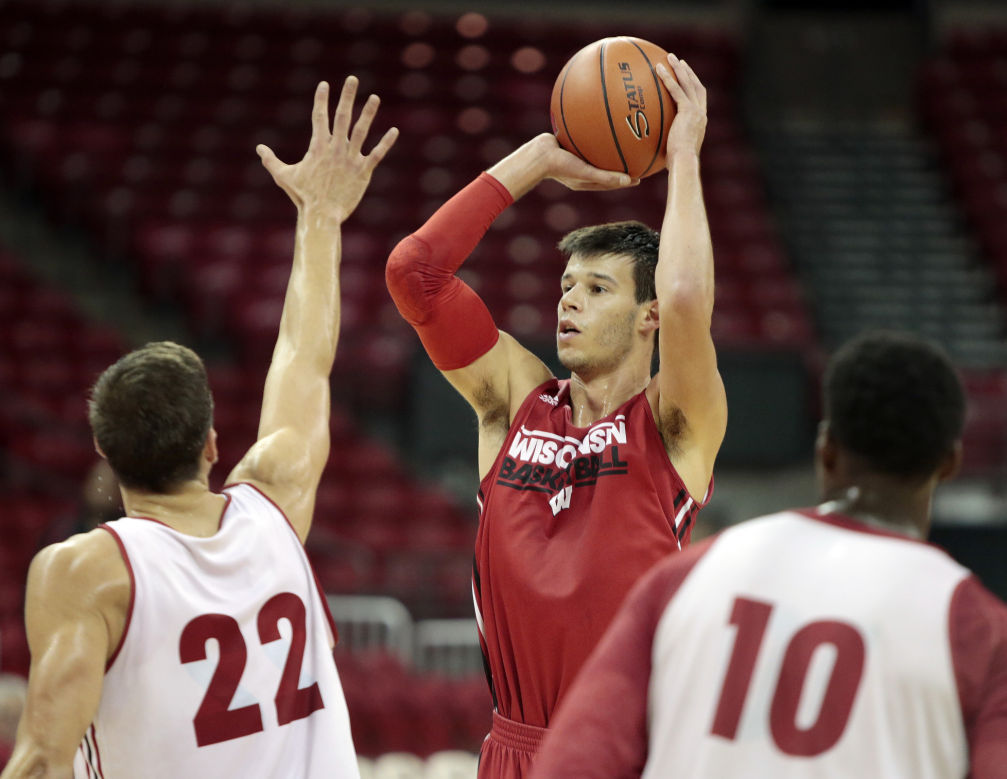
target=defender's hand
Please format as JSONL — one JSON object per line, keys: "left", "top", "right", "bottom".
{"left": 257, "top": 77, "right": 399, "bottom": 223}
{"left": 656, "top": 54, "right": 707, "bottom": 160}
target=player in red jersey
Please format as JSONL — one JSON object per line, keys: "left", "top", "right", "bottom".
{"left": 533, "top": 331, "right": 1007, "bottom": 779}
{"left": 386, "top": 54, "right": 726, "bottom": 776}
{"left": 1, "top": 78, "right": 397, "bottom": 779}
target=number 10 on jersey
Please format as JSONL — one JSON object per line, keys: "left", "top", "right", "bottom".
{"left": 711, "top": 596, "right": 866, "bottom": 757}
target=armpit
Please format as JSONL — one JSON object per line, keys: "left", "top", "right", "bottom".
{"left": 657, "top": 405, "right": 688, "bottom": 457}
{"left": 475, "top": 380, "right": 509, "bottom": 434}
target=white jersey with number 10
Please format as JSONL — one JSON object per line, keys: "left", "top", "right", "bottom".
{"left": 533, "top": 507, "right": 1007, "bottom": 778}
{"left": 646, "top": 510, "right": 974, "bottom": 778}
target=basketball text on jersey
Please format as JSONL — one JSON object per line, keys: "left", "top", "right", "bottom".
{"left": 498, "top": 416, "right": 629, "bottom": 514}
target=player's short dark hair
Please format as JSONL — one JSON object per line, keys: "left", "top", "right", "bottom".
{"left": 89, "top": 341, "right": 214, "bottom": 493}
{"left": 557, "top": 221, "right": 659, "bottom": 304}
{"left": 824, "top": 331, "right": 966, "bottom": 479}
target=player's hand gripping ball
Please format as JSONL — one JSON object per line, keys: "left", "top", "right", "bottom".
{"left": 550, "top": 37, "right": 677, "bottom": 179}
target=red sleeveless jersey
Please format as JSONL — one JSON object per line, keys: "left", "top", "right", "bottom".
{"left": 473, "top": 378, "right": 711, "bottom": 727}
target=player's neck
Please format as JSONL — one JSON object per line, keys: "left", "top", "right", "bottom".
{"left": 121, "top": 479, "right": 227, "bottom": 538}
{"left": 820, "top": 482, "right": 933, "bottom": 540}
{"left": 568, "top": 364, "right": 650, "bottom": 427}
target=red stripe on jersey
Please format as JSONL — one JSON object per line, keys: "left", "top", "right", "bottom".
{"left": 81, "top": 729, "right": 99, "bottom": 779}
{"left": 91, "top": 725, "right": 105, "bottom": 778}
{"left": 78, "top": 743, "right": 93, "bottom": 779}
{"left": 98, "top": 525, "right": 135, "bottom": 672}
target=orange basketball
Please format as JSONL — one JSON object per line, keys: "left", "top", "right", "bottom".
{"left": 550, "top": 37, "right": 675, "bottom": 179}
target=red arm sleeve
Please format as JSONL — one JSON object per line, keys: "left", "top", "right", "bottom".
{"left": 385, "top": 172, "right": 513, "bottom": 371}
{"left": 950, "top": 575, "right": 1007, "bottom": 779}
{"left": 531, "top": 541, "right": 711, "bottom": 779}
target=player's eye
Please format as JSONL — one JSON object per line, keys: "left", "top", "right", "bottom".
{"left": 592, "top": 285, "right": 606, "bottom": 293}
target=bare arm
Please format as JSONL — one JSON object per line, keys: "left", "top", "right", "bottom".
{"left": 1, "top": 533, "right": 128, "bottom": 779}
{"left": 651, "top": 55, "right": 727, "bottom": 500}
{"left": 227, "top": 77, "right": 397, "bottom": 540}
{"left": 437, "top": 136, "right": 637, "bottom": 476}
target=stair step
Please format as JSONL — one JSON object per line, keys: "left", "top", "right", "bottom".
{"left": 758, "top": 124, "right": 1007, "bottom": 366}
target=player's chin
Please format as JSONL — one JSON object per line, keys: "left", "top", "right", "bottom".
{"left": 557, "top": 345, "right": 588, "bottom": 373}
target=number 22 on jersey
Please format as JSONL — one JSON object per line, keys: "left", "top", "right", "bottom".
{"left": 179, "top": 592, "right": 326, "bottom": 747}
{"left": 711, "top": 596, "right": 866, "bottom": 757}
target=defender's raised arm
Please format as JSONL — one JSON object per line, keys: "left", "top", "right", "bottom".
{"left": 229, "top": 77, "right": 397, "bottom": 540}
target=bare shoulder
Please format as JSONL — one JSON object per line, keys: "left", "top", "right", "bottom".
{"left": 227, "top": 427, "right": 307, "bottom": 489}
{"left": 28, "top": 529, "right": 130, "bottom": 628}
{"left": 225, "top": 428, "right": 317, "bottom": 543}
{"left": 32, "top": 529, "right": 126, "bottom": 589}
{"left": 442, "top": 330, "right": 552, "bottom": 423}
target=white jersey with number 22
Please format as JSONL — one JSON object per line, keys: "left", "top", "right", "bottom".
{"left": 73, "top": 482, "right": 358, "bottom": 779}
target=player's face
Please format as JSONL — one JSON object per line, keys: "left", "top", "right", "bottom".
{"left": 556, "top": 253, "right": 642, "bottom": 376}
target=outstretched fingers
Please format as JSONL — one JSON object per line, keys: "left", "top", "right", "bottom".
{"left": 308, "top": 81, "right": 331, "bottom": 153}
{"left": 331, "top": 75, "right": 358, "bottom": 143}
{"left": 349, "top": 93, "right": 381, "bottom": 154}
{"left": 364, "top": 126, "right": 400, "bottom": 171}
{"left": 256, "top": 144, "right": 286, "bottom": 178}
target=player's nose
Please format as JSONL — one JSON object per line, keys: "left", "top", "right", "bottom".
{"left": 559, "top": 286, "right": 583, "bottom": 311}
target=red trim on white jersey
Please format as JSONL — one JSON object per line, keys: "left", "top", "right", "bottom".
{"left": 77, "top": 743, "right": 92, "bottom": 779}
{"left": 90, "top": 725, "right": 105, "bottom": 779}
{"left": 78, "top": 723, "right": 104, "bottom": 779}
{"left": 98, "top": 525, "right": 134, "bottom": 673}
{"left": 794, "top": 506, "right": 933, "bottom": 545}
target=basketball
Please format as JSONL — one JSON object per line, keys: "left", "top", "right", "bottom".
{"left": 550, "top": 37, "right": 676, "bottom": 179}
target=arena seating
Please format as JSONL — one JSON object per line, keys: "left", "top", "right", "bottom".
{"left": 920, "top": 28, "right": 1007, "bottom": 296}
{"left": 1, "top": 1, "right": 1004, "bottom": 763}
{"left": 337, "top": 649, "right": 489, "bottom": 758}
{"left": 0, "top": 245, "right": 475, "bottom": 640}
{"left": 919, "top": 28, "right": 1007, "bottom": 476}
{"left": 0, "top": 0, "right": 814, "bottom": 386}
{"left": 0, "top": 250, "right": 122, "bottom": 482}
{"left": 0, "top": 1, "right": 815, "bottom": 631}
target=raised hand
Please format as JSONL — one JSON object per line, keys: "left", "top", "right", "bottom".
{"left": 531, "top": 133, "right": 640, "bottom": 192}
{"left": 257, "top": 77, "right": 399, "bottom": 224}
{"left": 488, "top": 132, "right": 638, "bottom": 200}
{"left": 656, "top": 54, "right": 708, "bottom": 159}
{"left": 536, "top": 133, "right": 640, "bottom": 191}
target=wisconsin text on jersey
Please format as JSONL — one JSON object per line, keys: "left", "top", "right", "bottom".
{"left": 498, "top": 416, "right": 629, "bottom": 514}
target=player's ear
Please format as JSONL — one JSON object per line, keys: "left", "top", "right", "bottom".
{"left": 936, "top": 440, "right": 963, "bottom": 483}
{"left": 93, "top": 436, "right": 107, "bottom": 459}
{"left": 640, "top": 299, "right": 659, "bottom": 334}
{"left": 816, "top": 421, "right": 838, "bottom": 474}
{"left": 204, "top": 428, "right": 219, "bottom": 465}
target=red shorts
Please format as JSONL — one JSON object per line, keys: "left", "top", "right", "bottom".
{"left": 477, "top": 712, "right": 547, "bottom": 779}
